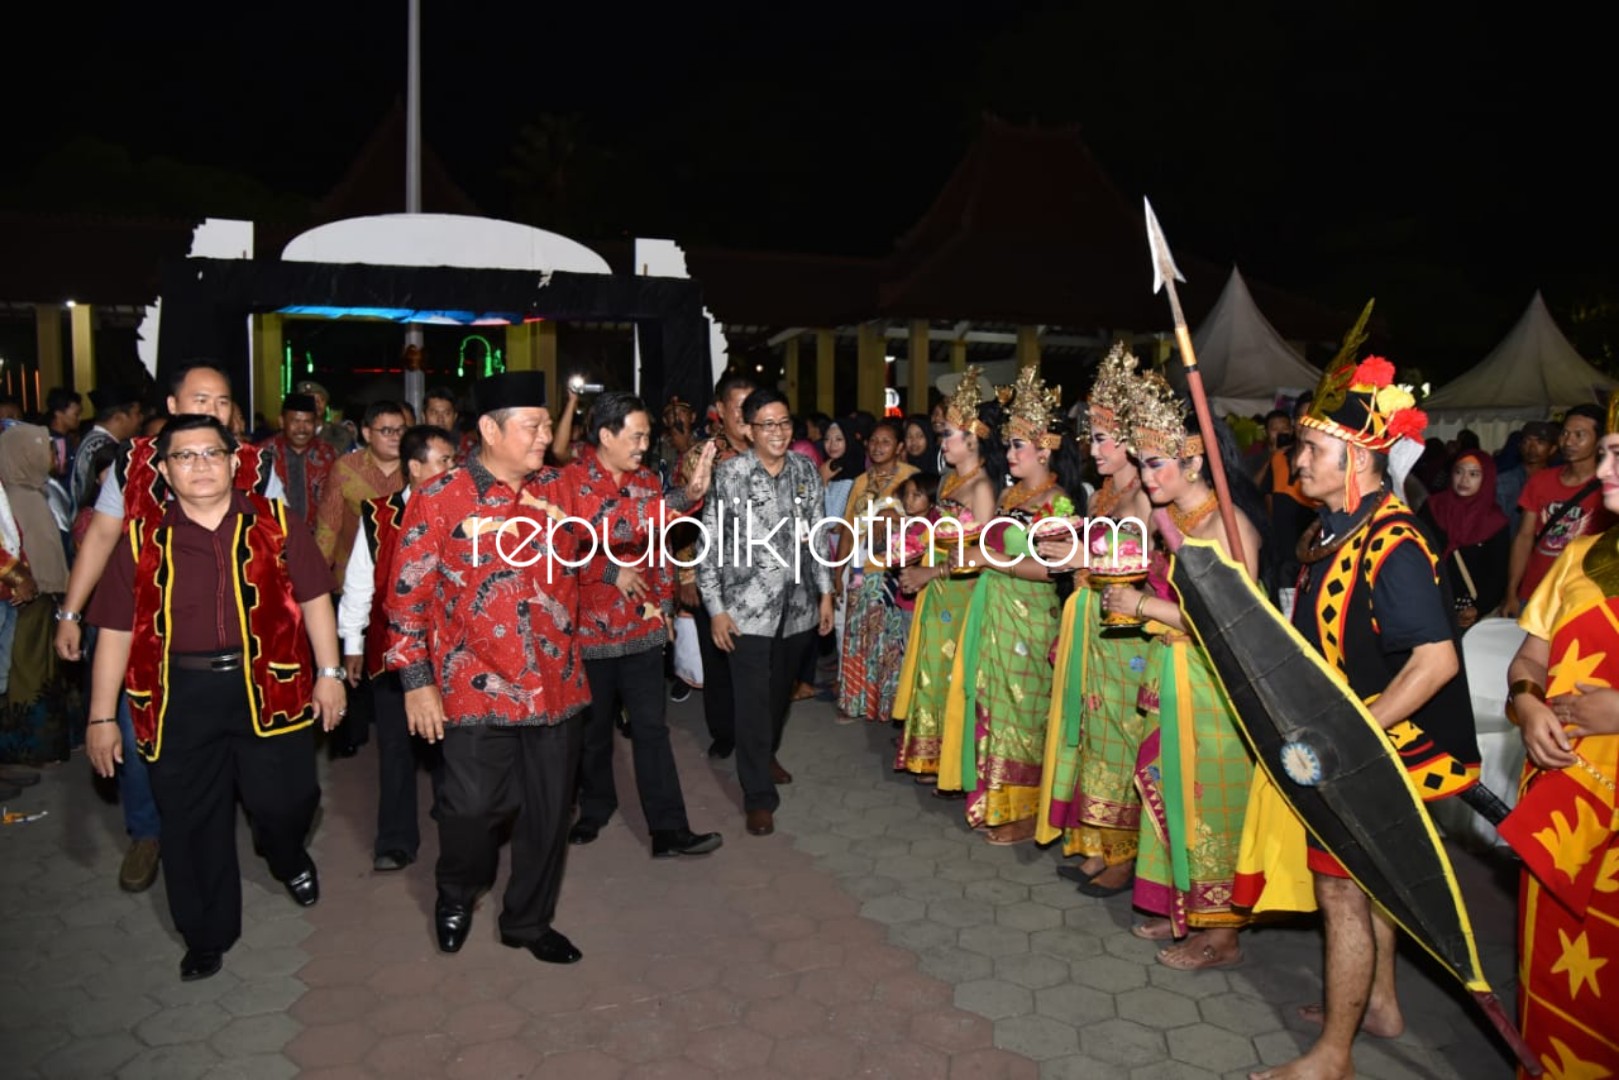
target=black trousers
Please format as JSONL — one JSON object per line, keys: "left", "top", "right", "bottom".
{"left": 435, "top": 716, "right": 582, "bottom": 943}
{"left": 690, "top": 605, "right": 735, "bottom": 746}
{"left": 730, "top": 630, "right": 814, "bottom": 812}
{"left": 372, "top": 672, "right": 442, "bottom": 858}
{"left": 146, "top": 668, "right": 319, "bottom": 953}
{"left": 578, "top": 648, "right": 690, "bottom": 833}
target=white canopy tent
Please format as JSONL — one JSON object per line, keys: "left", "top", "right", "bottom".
{"left": 1424, "top": 292, "right": 1615, "bottom": 448}
{"left": 1168, "top": 268, "right": 1321, "bottom": 417}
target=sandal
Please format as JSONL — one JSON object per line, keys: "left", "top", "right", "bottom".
{"left": 1155, "top": 943, "right": 1244, "bottom": 971}
{"left": 931, "top": 788, "right": 966, "bottom": 801}
{"left": 1130, "top": 920, "right": 1176, "bottom": 942}
{"left": 1055, "top": 863, "right": 1100, "bottom": 885}
{"left": 913, "top": 775, "right": 938, "bottom": 786}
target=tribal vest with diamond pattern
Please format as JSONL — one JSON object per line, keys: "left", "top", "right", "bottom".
{"left": 358, "top": 491, "right": 408, "bottom": 678}
{"left": 1294, "top": 495, "right": 1481, "bottom": 797}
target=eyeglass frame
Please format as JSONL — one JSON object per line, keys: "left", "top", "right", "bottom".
{"left": 163, "top": 447, "right": 233, "bottom": 468}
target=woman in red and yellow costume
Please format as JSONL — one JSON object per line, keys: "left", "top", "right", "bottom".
{"left": 1505, "top": 428, "right": 1619, "bottom": 1080}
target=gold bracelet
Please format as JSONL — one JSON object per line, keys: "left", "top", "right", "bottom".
{"left": 1135, "top": 595, "right": 1149, "bottom": 618}
{"left": 1509, "top": 679, "right": 1546, "bottom": 702}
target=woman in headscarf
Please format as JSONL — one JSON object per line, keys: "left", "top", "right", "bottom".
{"left": 902, "top": 414, "right": 939, "bottom": 473}
{"left": 0, "top": 424, "right": 72, "bottom": 764}
{"left": 1418, "top": 447, "right": 1510, "bottom": 629}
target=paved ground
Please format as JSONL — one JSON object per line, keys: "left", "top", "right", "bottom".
{"left": 0, "top": 690, "right": 1522, "bottom": 1079}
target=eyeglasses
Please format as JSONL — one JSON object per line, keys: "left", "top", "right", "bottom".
{"left": 165, "top": 447, "right": 231, "bottom": 468}
{"left": 372, "top": 426, "right": 406, "bottom": 438}
{"left": 751, "top": 418, "right": 793, "bottom": 432}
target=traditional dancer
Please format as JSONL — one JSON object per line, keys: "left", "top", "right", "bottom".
{"left": 1036, "top": 344, "right": 1155, "bottom": 895}
{"left": 1099, "top": 374, "right": 1263, "bottom": 969}
{"left": 937, "top": 367, "right": 1081, "bottom": 842}
{"left": 1504, "top": 427, "right": 1619, "bottom": 1080}
{"left": 893, "top": 369, "right": 1003, "bottom": 786}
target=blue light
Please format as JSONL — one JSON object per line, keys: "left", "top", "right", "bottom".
{"left": 279, "top": 306, "right": 520, "bottom": 325}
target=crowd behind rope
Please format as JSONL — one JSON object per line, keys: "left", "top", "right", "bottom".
{"left": 0, "top": 347, "right": 1611, "bottom": 1077}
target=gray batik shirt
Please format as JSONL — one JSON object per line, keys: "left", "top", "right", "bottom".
{"left": 698, "top": 450, "right": 832, "bottom": 638}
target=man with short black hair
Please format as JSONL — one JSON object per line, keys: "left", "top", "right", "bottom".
{"left": 1495, "top": 419, "right": 1557, "bottom": 535}
{"left": 261, "top": 392, "right": 338, "bottom": 524}
{"left": 315, "top": 401, "right": 406, "bottom": 575}
{"left": 699, "top": 387, "right": 834, "bottom": 837}
{"left": 339, "top": 424, "right": 457, "bottom": 871}
{"left": 1504, "top": 403, "right": 1612, "bottom": 616}
{"left": 85, "top": 414, "right": 344, "bottom": 982}
{"left": 565, "top": 392, "right": 723, "bottom": 859}
{"left": 71, "top": 385, "right": 143, "bottom": 508}
{"left": 45, "top": 388, "right": 82, "bottom": 488}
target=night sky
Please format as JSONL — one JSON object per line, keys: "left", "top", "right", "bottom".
{"left": 6, "top": 0, "right": 1615, "bottom": 377}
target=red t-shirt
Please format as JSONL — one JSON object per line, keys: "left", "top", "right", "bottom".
{"left": 1517, "top": 467, "right": 1614, "bottom": 600}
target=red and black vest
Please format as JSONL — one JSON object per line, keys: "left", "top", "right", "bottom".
{"left": 118, "top": 437, "right": 275, "bottom": 521}
{"left": 124, "top": 493, "right": 315, "bottom": 761}
{"left": 358, "top": 491, "right": 409, "bottom": 678}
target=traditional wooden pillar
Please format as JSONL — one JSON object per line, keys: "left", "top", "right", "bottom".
{"left": 34, "top": 304, "right": 65, "bottom": 399}
{"left": 908, "top": 320, "right": 930, "bottom": 416}
{"left": 856, "top": 322, "right": 886, "bottom": 417}
{"left": 70, "top": 303, "right": 96, "bottom": 396}
{"left": 950, "top": 338, "right": 967, "bottom": 373}
{"left": 506, "top": 321, "right": 559, "bottom": 406}
{"left": 253, "top": 313, "right": 285, "bottom": 424}
{"left": 1015, "top": 324, "right": 1040, "bottom": 369}
{"left": 784, "top": 336, "right": 801, "bottom": 413}
{"left": 815, "top": 328, "right": 835, "bottom": 416}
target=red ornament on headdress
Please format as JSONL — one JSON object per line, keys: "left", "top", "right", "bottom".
{"left": 1353, "top": 356, "right": 1396, "bottom": 388}
{"left": 1386, "top": 408, "right": 1429, "bottom": 443}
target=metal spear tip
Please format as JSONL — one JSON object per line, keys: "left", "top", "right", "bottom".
{"left": 1143, "top": 196, "right": 1187, "bottom": 295}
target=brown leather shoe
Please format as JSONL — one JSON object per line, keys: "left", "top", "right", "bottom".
{"left": 769, "top": 758, "right": 792, "bottom": 785}
{"left": 120, "top": 838, "right": 161, "bottom": 893}
{"left": 745, "top": 809, "right": 775, "bottom": 836}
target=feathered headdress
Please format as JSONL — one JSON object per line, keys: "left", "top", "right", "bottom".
{"left": 1000, "top": 366, "right": 1064, "bottom": 450}
{"left": 1084, "top": 343, "right": 1142, "bottom": 437}
{"left": 1299, "top": 300, "right": 1427, "bottom": 511}
{"left": 945, "top": 366, "right": 992, "bottom": 440}
{"left": 1122, "top": 371, "right": 1204, "bottom": 460}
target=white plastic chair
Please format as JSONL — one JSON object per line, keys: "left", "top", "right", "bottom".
{"left": 1431, "top": 617, "right": 1527, "bottom": 849}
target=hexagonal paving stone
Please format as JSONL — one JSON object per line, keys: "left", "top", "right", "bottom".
{"left": 1117, "top": 987, "right": 1201, "bottom": 1030}
{"left": 958, "top": 924, "right": 1030, "bottom": 959}
{"left": 1148, "top": 964, "right": 1232, "bottom": 1000}
{"left": 843, "top": 875, "right": 902, "bottom": 901}
{"left": 444, "top": 1038, "right": 541, "bottom": 1080}
{"left": 218, "top": 976, "right": 307, "bottom": 1018}
{"left": 849, "top": 836, "right": 911, "bottom": 859}
{"left": 954, "top": 978, "right": 1035, "bottom": 1020}
{"left": 881, "top": 855, "right": 939, "bottom": 881}
{"left": 938, "top": 860, "right": 1002, "bottom": 884}
{"left": 909, "top": 1009, "right": 995, "bottom": 1054}
{"left": 994, "top": 1014, "right": 1082, "bottom": 1061}
{"left": 445, "top": 999, "right": 529, "bottom": 1044}
{"left": 38, "top": 1033, "right": 145, "bottom": 1078}
{"left": 995, "top": 953, "right": 1073, "bottom": 990}
{"left": 135, "top": 1001, "right": 233, "bottom": 1047}
{"left": 1080, "top": 1018, "right": 1169, "bottom": 1067}
{"left": 743, "top": 996, "right": 827, "bottom": 1039}
{"left": 1040, "top": 1053, "right": 1123, "bottom": 1079}
{"left": 917, "top": 945, "right": 995, "bottom": 983}
{"left": 1251, "top": 1029, "right": 1311, "bottom": 1068}
{"left": 200, "top": 1052, "right": 300, "bottom": 1079}
{"left": 1062, "top": 902, "right": 1131, "bottom": 937}
{"left": 67, "top": 992, "right": 163, "bottom": 1037}
{"left": 227, "top": 947, "right": 309, "bottom": 980}
{"left": 1028, "top": 929, "right": 1104, "bottom": 963}
{"left": 861, "top": 895, "right": 927, "bottom": 924}
{"left": 209, "top": 1013, "right": 302, "bottom": 1058}
{"left": 899, "top": 877, "right": 965, "bottom": 904}
{"left": 1026, "top": 882, "right": 1091, "bottom": 910}
{"left": 1198, "top": 992, "right": 1285, "bottom": 1037}
{"left": 769, "top": 1032, "right": 863, "bottom": 1078}
{"left": 282, "top": 1019, "right": 378, "bottom": 1069}
{"left": 1034, "top": 984, "right": 1116, "bottom": 1027}
{"left": 1166, "top": 1023, "right": 1259, "bottom": 1073}
{"left": 1130, "top": 1061, "right": 1221, "bottom": 1080}
{"left": 928, "top": 897, "right": 997, "bottom": 929}
{"left": 996, "top": 902, "right": 1063, "bottom": 933}
{"left": 964, "top": 879, "right": 1031, "bottom": 906}
{"left": 117, "top": 1042, "right": 223, "bottom": 1079}
{"left": 238, "top": 919, "right": 313, "bottom": 951}
{"left": 1071, "top": 953, "right": 1151, "bottom": 993}
{"left": 684, "top": 1023, "right": 773, "bottom": 1071}
{"left": 888, "top": 919, "right": 959, "bottom": 953}
{"left": 152, "top": 971, "right": 244, "bottom": 1010}
{"left": 997, "top": 860, "right": 1067, "bottom": 886}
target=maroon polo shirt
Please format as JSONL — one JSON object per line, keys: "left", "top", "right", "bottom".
{"left": 89, "top": 491, "right": 334, "bottom": 653}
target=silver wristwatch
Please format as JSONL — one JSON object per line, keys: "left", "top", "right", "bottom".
{"left": 315, "top": 666, "right": 346, "bottom": 680}
{"left": 53, "top": 609, "right": 83, "bottom": 623}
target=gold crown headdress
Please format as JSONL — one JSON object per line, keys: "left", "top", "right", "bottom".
{"left": 1122, "top": 371, "right": 1204, "bottom": 460}
{"left": 945, "top": 366, "right": 992, "bottom": 440}
{"left": 1084, "top": 343, "right": 1142, "bottom": 436}
{"left": 1000, "top": 365, "right": 1064, "bottom": 450}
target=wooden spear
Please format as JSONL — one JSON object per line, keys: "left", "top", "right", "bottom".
{"left": 1142, "top": 197, "right": 1248, "bottom": 570}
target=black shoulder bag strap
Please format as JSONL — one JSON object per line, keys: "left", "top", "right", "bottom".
{"left": 1533, "top": 477, "right": 1602, "bottom": 547}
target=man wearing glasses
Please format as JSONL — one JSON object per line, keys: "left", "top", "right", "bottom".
{"left": 84, "top": 415, "right": 345, "bottom": 982}
{"left": 698, "top": 388, "right": 835, "bottom": 837}
{"left": 315, "top": 401, "right": 407, "bottom": 576}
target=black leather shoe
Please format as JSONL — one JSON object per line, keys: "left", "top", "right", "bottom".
{"left": 435, "top": 902, "right": 473, "bottom": 953}
{"left": 707, "top": 739, "right": 734, "bottom": 760}
{"left": 669, "top": 681, "right": 692, "bottom": 703}
{"left": 652, "top": 829, "right": 724, "bottom": 858}
{"left": 568, "top": 821, "right": 602, "bottom": 845}
{"left": 502, "top": 928, "right": 582, "bottom": 964}
{"left": 180, "top": 949, "right": 223, "bottom": 981}
{"left": 283, "top": 866, "right": 320, "bottom": 907}
{"left": 373, "top": 850, "right": 414, "bottom": 872}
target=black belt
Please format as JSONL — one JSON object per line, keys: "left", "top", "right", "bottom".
{"left": 170, "top": 651, "right": 244, "bottom": 673}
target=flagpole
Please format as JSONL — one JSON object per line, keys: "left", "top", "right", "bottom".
{"left": 402, "top": 0, "right": 425, "bottom": 415}
{"left": 1142, "top": 198, "right": 1247, "bottom": 570}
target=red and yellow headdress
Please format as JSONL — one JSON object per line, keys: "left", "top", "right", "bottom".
{"left": 1298, "top": 301, "right": 1428, "bottom": 511}
{"left": 1000, "top": 365, "right": 1064, "bottom": 450}
{"left": 945, "top": 366, "right": 993, "bottom": 440}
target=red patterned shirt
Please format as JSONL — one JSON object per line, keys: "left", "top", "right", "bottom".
{"left": 564, "top": 446, "right": 673, "bottom": 660}
{"left": 385, "top": 452, "right": 693, "bottom": 727}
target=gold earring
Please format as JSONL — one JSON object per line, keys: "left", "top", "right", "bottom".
{"left": 1187, "top": 469, "right": 1201, "bottom": 484}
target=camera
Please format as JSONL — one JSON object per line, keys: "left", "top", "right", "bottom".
{"left": 567, "top": 375, "right": 605, "bottom": 395}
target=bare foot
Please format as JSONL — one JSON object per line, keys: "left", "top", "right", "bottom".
{"left": 1249, "top": 1046, "right": 1355, "bottom": 1079}
{"left": 1297, "top": 1000, "right": 1405, "bottom": 1039}
{"left": 1156, "top": 937, "right": 1243, "bottom": 971}
{"left": 1131, "top": 918, "right": 1176, "bottom": 942}
{"left": 1087, "top": 861, "right": 1133, "bottom": 890}
{"left": 1078, "top": 855, "right": 1106, "bottom": 877}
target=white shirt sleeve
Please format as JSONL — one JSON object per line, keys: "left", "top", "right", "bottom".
{"left": 264, "top": 471, "right": 286, "bottom": 500}
{"left": 94, "top": 470, "right": 124, "bottom": 519}
{"left": 337, "top": 535, "right": 374, "bottom": 657}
